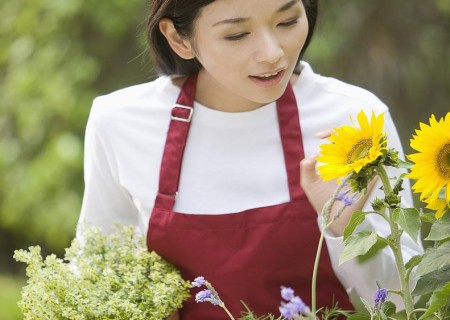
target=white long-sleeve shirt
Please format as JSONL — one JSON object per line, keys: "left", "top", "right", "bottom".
{"left": 78, "top": 61, "right": 423, "bottom": 308}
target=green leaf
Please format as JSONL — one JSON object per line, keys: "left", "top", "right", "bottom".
{"left": 392, "top": 208, "right": 421, "bottom": 244}
{"left": 347, "top": 313, "right": 371, "bottom": 320}
{"left": 357, "top": 238, "right": 388, "bottom": 263}
{"left": 405, "top": 255, "right": 423, "bottom": 271}
{"left": 425, "top": 214, "right": 450, "bottom": 241}
{"left": 340, "top": 231, "right": 379, "bottom": 265}
{"left": 416, "top": 241, "right": 450, "bottom": 277}
{"left": 418, "top": 282, "right": 450, "bottom": 319}
{"left": 381, "top": 301, "right": 396, "bottom": 317}
{"left": 420, "top": 212, "right": 437, "bottom": 224}
{"left": 343, "top": 211, "right": 368, "bottom": 240}
{"left": 397, "top": 159, "right": 413, "bottom": 169}
{"left": 412, "top": 265, "right": 450, "bottom": 296}
{"left": 360, "top": 298, "right": 373, "bottom": 315}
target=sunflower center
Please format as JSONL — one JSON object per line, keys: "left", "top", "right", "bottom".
{"left": 346, "top": 139, "right": 373, "bottom": 164}
{"left": 436, "top": 143, "right": 450, "bottom": 179}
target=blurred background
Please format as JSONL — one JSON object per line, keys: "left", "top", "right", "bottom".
{"left": 0, "top": 0, "right": 449, "bottom": 318}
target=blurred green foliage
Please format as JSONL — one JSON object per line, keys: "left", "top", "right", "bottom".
{"left": 1, "top": 0, "right": 149, "bottom": 256}
{"left": 1, "top": 0, "right": 449, "bottom": 319}
{"left": 306, "top": 0, "right": 450, "bottom": 151}
{"left": 0, "top": 276, "right": 23, "bottom": 320}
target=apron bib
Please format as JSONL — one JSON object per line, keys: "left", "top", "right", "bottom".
{"left": 147, "top": 75, "right": 353, "bottom": 319}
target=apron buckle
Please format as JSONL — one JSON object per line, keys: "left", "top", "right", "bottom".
{"left": 171, "top": 104, "right": 194, "bottom": 122}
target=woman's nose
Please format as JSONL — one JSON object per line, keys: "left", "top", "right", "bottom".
{"left": 254, "top": 32, "right": 283, "bottom": 64}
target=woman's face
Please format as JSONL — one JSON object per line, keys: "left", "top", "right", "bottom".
{"left": 191, "top": 0, "right": 309, "bottom": 111}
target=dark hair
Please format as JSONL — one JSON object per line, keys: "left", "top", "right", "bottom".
{"left": 147, "top": 0, "right": 319, "bottom": 75}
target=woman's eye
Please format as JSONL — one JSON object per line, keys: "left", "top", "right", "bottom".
{"left": 224, "top": 32, "right": 250, "bottom": 41}
{"left": 277, "top": 18, "right": 299, "bottom": 27}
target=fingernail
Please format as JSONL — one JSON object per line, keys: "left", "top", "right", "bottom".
{"left": 315, "top": 131, "right": 328, "bottom": 138}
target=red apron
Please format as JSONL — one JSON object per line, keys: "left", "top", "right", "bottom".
{"left": 147, "top": 75, "right": 353, "bottom": 319}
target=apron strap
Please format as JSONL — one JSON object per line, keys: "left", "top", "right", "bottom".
{"left": 155, "top": 74, "right": 197, "bottom": 210}
{"left": 155, "top": 75, "right": 305, "bottom": 211}
{"left": 276, "top": 84, "right": 305, "bottom": 201}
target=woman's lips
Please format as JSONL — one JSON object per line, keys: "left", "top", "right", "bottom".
{"left": 249, "top": 69, "right": 285, "bottom": 88}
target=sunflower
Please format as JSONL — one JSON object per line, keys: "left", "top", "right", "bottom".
{"left": 317, "top": 110, "right": 387, "bottom": 182}
{"left": 407, "top": 113, "right": 450, "bottom": 218}
{"left": 424, "top": 198, "right": 448, "bottom": 219}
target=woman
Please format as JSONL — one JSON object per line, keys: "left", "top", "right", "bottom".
{"left": 77, "top": 0, "right": 422, "bottom": 319}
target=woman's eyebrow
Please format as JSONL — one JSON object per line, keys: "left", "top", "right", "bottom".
{"left": 212, "top": 0, "right": 300, "bottom": 27}
{"left": 212, "top": 17, "right": 249, "bottom": 27}
{"left": 277, "top": 0, "right": 299, "bottom": 13}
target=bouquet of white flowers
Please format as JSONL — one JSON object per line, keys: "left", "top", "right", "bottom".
{"left": 14, "top": 225, "right": 191, "bottom": 320}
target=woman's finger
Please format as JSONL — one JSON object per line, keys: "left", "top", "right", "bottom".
{"left": 299, "top": 157, "right": 318, "bottom": 187}
{"left": 315, "top": 129, "right": 334, "bottom": 139}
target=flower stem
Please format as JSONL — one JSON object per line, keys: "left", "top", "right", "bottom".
{"left": 311, "top": 230, "right": 325, "bottom": 318}
{"left": 376, "top": 163, "right": 393, "bottom": 194}
{"left": 221, "top": 305, "right": 236, "bottom": 320}
{"left": 321, "top": 176, "right": 351, "bottom": 227}
{"left": 311, "top": 177, "right": 351, "bottom": 318}
{"left": 377, "top": 164, "right": 415, "bottom": 319}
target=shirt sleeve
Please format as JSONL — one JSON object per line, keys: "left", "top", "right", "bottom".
{"left": 322, "top": 111, "right": 424, "bottom": 309}
{"left": 76, "top": 98, "right": 140, "bottom": 239}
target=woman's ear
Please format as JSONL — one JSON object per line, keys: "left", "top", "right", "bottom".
{"left": 159, "top": 18, "right": 196, "bottom": 60}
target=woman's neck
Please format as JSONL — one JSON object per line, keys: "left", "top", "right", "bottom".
{"left": 170, "top": 67, "right": 301, "bottom": 113}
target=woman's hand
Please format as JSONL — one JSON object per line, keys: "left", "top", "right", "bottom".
{"left": 166, "top": 310, "right": 180, "bottom": 320}
{"left": 300, "top": 130, "right": 375, "bottom": 237}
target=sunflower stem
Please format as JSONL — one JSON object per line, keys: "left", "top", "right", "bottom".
{"left": 377, "top": 163, "right": 393, "bottom": 194}
{"left": 377, "top": 164, "right": 416, "bottom": 319}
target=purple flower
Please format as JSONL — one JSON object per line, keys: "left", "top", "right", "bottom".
{"left": 344, "top": 196, "right": 356, "bottom": 206}
{"left": 279, "top": 287, "right": 310, "bottom": 319}
{"left": 280, "top": 299, "right": 309, "bottom": 319}
{"left": 279, "top": 303, "right": 296, "bottom": 320}
{"left": 281, "top": 286, "right": 295, "bottom": 301}
{"left": 337, "top": 191, "right": 356, "bottom": 206}
{"left": 192, "top": 276, "right": 206, "bottom": 288}
{"left": 195, "top": 289, "right": 220, "bottom": 305}
{"left": 291, "top": 296, "right": 308, "bottom": 314}
{"left": 192, "top": 277, "right": 223, "bottom": 306}
{"left": 374, "top": 288, "right": 388, "bottom": 304}
{"left": 195, "top": 289, "right": 212, "bottom": 302}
